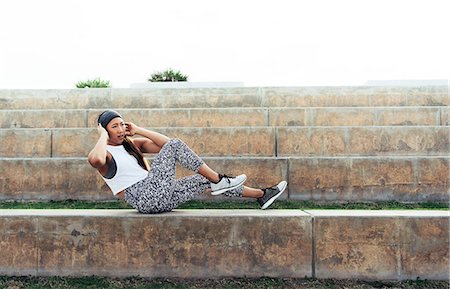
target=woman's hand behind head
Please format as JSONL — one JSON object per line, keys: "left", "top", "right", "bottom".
{"left": 125, "top": 122, "right": 139, "bottom": 137}
{"left": 97, "top": 123, "right": 109, "bottom": 138}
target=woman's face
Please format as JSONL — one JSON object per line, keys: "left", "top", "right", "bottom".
{"left": 106, "top": 117, "right": 126, "bottom": 145}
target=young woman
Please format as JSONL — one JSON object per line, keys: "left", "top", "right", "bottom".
{"left": 88, "top": 110, "right": 287, "bottom": 214}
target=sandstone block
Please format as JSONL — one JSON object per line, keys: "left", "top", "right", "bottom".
{"left": 348, "top": 127, "right": 449, "bottom": 156}
{"left": 0, "top": 217, "right": 38, "bottom": 275}
{"left": 269, "top": 108, "right": 308, "bottom": 126}
{"left": 369, "top": 87, "right": 408, "bottom": 106}
{"left": 0, "top": 157, "right": 288, "bottom": 201}
{"left": 0, "top": 109, "right": 87, "bottom": 128}
{"left": 277, "top": 127, "right": 346, "bottom": 156}
{"left": 110, "top": 87, "right": 262, "bottom": 109}
{"left": 0, "top": 210, "right": 312, "bottom": 278}
{"left": 312, "top": 108, "right": 375, "bottom": 126}
{"left": 350, "top": 158, "right": 415, "bottom": 187}
{"left": 87, "top": 108, "right": 268, "bottom": 128}
{"left": 399, "top": 217, "right": 449, "bottom": 280}
{"left": 51, "top": 128, "right": 275, "bottom": 157}
{"left": 417, "top": 158, "right": 449, "bottom": 186}
{"left": 308, "top": 210, "right": 450, "bottom": 280}
{"left": 0, "top": 158, "right": 108, "bottom": 201}
{"left": 405, "top": 86, "right": 449, "bottom": 106}
{"left": 0, "top": 129, "right": 51, "bottom": 157}
{"left": 376, "top": 107, "right": 440, "bottom": 126}
{"left": 288, "top": 158, "right": 350, "bottom": 201}
{"left": 261, "top": 87, "right": 371, "bottom": 107}
{"left": 441, "top": 107, "right": 449, "bottom": 125}
{"left": 0, "top": 89, "right": 111, "bottom": 109}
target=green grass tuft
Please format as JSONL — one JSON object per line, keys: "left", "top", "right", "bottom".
{"left": 0, "top": 276, "right": 448, "bottom": 289}
{"left": 0, "top": 199, "right": 448, "bottom": 210}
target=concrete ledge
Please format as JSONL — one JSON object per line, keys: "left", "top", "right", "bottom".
{"left": 1, "top": 157, "right": 448, "bottom": 202}
{"left": 0, "top": 209, "right": 447, "bottom": 280}
{"left": 1, "top": 107, "right": 447, "bottom": 128}
{"left": 0, "top": 86, "right": 447, "bottom": 109}
{"left": 0, "top": 209, "right": 312, "bottom": 278}
{"left": 305, "top": 210, "right": 449, "bottom": 280}
{"left": 1, "top": 126, "right": 448, "bottom": 158}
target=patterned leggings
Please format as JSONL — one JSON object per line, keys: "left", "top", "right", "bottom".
{"left": 124, "top": 138, "right": 243, "bottom": 214}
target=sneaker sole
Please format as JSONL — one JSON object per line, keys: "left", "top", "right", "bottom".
{"left": 211, "top": 176, "right": 247, "bottom": 196}
{"left": 261, "top": 181, "right": 287, "bottom": 210}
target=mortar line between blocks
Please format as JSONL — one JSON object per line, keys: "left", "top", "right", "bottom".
{"left": 302, "top": 211, "right": 316, "bottom": 278}
{"left": 311, "top": 216, "right": 316, "bottom": 278}
{"left": 274, "top": 127, "right": 278, "bottom": 157}
{"left": 50, "top": 130, "right": 53, "bottom": 158}
{"left": 36, "top": 217, "right": 40, "bottom": 275}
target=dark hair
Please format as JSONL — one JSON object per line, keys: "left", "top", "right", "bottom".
{"left": 123, "top": 136, "right": 150, "bottom": 171}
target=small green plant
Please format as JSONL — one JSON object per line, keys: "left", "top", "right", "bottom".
{"left": 148, "top": 68, "right": 188, "bottom": 82}
{"left": 75, "top": 78, "right": 111, "bottom": 88}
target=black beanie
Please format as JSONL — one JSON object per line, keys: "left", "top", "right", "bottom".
{"left": 98, "top": 110, "right": 122, "bottom": 128}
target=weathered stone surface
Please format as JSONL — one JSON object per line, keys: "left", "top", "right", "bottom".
{"left": 313, "top": 108, "right": 376, "bottom": 126}
{"left": 0, "top": 157, "right": 288, "bottom": 201}
{"left": 0, "top": 210, "right": 312, "bottom": 278}
{"left": 347, "top": 126, "right": 449, "bottom": 156}
{"left": 270, "top": 107, "right": 444, "bottom": 126}
{"left": 87, "top": 108, "right": 268, "bottom": 128}
{"left": 0, "top": 129, "right": 51, "bottom": 157}
{"left": 5, "top": 126, "right": 447, "bottom": 158}
{"left": 269, "top": 108, "right": 308, "bottom": 126}
{"left": 307, "top": 210, "right": 450, "bottom": 280}
{"left": 417, "top": 158, "right": 449, "bottom": 186}
{"left": 277, "top": 127, "right": 346, "bottom": 156}
{"left": 51, "top": 128, "right": 275, "bottom": 157}
{"left": 288, "top": 157, "right": 449, "bottom": 202}
{"left": 376, "top": 107, "right": 440, "bottom": 126}
{"left": 441, "top": 107, "right": 449, "bottom": 125}
{"left": 0, "top": 217, "right": 38, "bottom": 275}
{"left": 288, "top": 158, "right": 350, "bottom": 201}
{"left": 234, "top": 125, "right": 450, "bottom": 157}
{"left": 405, "top": 86, "right": 449, "bottom": 106}
{"left": 0, "top": 89, "right": 111, "bottom": 109}
{"left": 399, "top": 217, "right": 450, "bottom": 280}
{"left": 0, "top": 109, "right": 87, "bottom": 128}
{"left": 262, "top": 87, "right": 371, "bottom": 107}
{"left": 0, "top": 158, "right": 108, "bottom": 200}
{"left": 110, "top": 87, "right": 262, "bottom": 109}
{"left": 2, "top": 157, "right": 448, "bottom": 202}
{"left": 1, "top": 87, "right": 447, "bottom": 109}
{"left": 0, "top": 210, "right": 447, "bottom": 280}
{"left": 350, "top": 158, "right": 415, "bottom": 187}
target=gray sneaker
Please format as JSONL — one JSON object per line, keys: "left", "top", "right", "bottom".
{"left": 211, "top": 174, "right": 247, "bottom": 196}
{"left": 257, "top": 181, "right": 287, "bottom": 209}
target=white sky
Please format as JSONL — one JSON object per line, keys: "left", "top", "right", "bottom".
{"left": 0, "top": 0, "right": 449, "bottom": 88}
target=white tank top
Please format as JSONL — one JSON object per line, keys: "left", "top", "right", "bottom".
{"left": 101, "top": 145, "right": 149, "bottom": 195}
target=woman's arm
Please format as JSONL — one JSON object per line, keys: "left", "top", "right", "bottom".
{"left": 126, "top": 122, "right": 170, "bottom": 149}
{"left": 88, "top": 124, "right": 109, "bottom": 169}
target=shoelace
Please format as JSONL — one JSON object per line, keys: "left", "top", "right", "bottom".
{"left": 220, "top": 174, "right": 234, "bottom": 185}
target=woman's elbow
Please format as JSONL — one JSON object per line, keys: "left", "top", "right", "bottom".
{"left": 88, "top": 154, "right": 106, "bottom": 169}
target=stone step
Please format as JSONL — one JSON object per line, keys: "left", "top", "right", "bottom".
{"left": 1, "top": 106, "right": 448, "bottom": 128}
{"left": 1, "top": 126, "right": 448, "bottom": 158}
{"left": 0, "top": 86, "right": 447, "bottom": 109}
{"left": 0, "top": 209, "right": 447, "bottom": 280}
{"left": 1, "top": 157, "right": 448, "bottom": 202}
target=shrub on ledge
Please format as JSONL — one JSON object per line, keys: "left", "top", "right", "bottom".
{"left": 148, "top": 68, "right": 188, "bottom": 82}
{"left": 76, "top": 78, "right": 111, "bottom": 88}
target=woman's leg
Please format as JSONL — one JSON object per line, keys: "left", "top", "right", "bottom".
{"left": 242, "top": 186, "right": 264, "bottom": 198}
{"left": 150, "top": 138, "right": 204, "bottom": 182}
